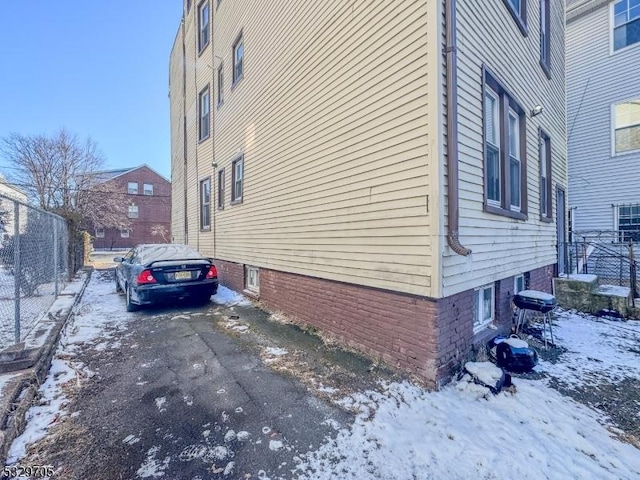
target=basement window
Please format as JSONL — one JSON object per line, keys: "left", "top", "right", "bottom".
{"left": 474, "top": 283, "right": 495, "bottom": 333}
{"left": 245, "top": 265, "right": 259, "bottom": 294}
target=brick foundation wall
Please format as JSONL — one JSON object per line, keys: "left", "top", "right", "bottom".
{"left": 214, "top": 260, "right": 555, "bottom": 387}
{"left": 214, "top": 259, "right": 245, "bottom": 293}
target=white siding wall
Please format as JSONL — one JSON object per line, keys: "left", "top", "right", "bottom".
{"left": 169, "top": 24, "right": 186, "bottom": 244}
{"left": 441, "top": 0, "right": 567, "bottom": 296}
{"left": 567, "top": 1, "right": 640, "bottom": 233}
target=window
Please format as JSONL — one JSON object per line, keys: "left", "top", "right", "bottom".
{"left": 540, "top": 0, "right": 550, "bottom": 74}
{"left": 231, "top": 156, "right": 244, "bottom": 203}
{"left": 502, "top": 0, "right": 527, "bottom": 35}
{"left": 200, "top": 178, "right": 211, "bottom": 229}
{"left": 613, "top": 0, "right": 640, "bottom": 51}
{"left": 245, "top": 265, "right": 259, "bottom": 293}
{"left": 474, "top": 284, "right": 495, "bottom": 333}
{"left": 613, "top": 99, "right": 640, "bottom": 153}
{"left": 128, "top": 205, "right": 139, "bottom": 219}
{"left": 233, "top": 33, "right": 244, "bottom": 84}
{"left": 618, "top": 204, "right": 640, "bottom": 241}
{"left": 217, "top": 168, "right": 225, "bottom": 209}
{"left": 483, "top": 69, "right": 527, "bottom": 219}
{"left": 120, "top": 229, "right": 130, "bottom": 238}
{"left": 199, "top": 86, "right": 210, "bottom": 141}
{"left": 198, "top": 1, "right": 210, "bottom": 52}
{"left": 217, "top": 64, "right": 224, "bottom": 106}
{"left": 539, "top": 130, "right": 552, "bottom": 220}
{"left": 95, "top": 227, "right": 105, "bottom": 238}
{"left": 508, "top": 109, "right": 521, "bottom": 211}
{"left": 143, "top": 183, "right": 154, "bottom": 196}
{"left": 128, "top": 182, "right": 138, "bottom": 195}
{"left": 514, "top": 274, "right": 525, "bottom": 295}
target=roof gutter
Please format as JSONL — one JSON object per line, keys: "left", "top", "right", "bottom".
{"left": 445, "top": 0, "right": 471, "bottom": 256}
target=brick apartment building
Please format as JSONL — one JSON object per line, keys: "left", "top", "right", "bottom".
{"left": 92, "top": 165, "right": 171, "bottom": 250}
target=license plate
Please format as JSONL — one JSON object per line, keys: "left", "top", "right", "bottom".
{"left": 174, "top": 271, "right": 191, "bottom": 280}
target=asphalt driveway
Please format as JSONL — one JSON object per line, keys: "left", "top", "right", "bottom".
{"left": 11, "top": 268, "right": 362, "bottom": 479}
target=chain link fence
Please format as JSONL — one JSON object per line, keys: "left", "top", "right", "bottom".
{"left": 0, "top": 193, "right": 69, "bottom": 350}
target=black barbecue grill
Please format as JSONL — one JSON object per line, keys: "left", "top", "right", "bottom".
{"left": 513, "top": 290, "right": 557, "bottom": 348}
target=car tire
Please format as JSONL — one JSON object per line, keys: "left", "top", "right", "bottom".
{"left": 115, "top": 271, "right": 122, "bottom": 293}
{"left": 126, "top": 285, "right": 140, "bottom": 312}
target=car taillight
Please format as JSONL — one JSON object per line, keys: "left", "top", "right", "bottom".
{"left": 136, "top": 270, "right": 157, "bottom": 284}
{"left": 206, "top": 265, "right": 218, "bottom": 279}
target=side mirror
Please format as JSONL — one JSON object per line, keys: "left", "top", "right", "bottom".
{"left": 113, "top": 257, "right": 124, "bottom": 263}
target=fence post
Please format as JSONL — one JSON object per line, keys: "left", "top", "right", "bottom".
{"left": 13, "top": 203, "right": 20, "bottom": 344}
{"left": 53, "top": 219, "right": 59, "bottom": 297}
{"left": 630, "top": 243, "right": 637, "bottom": 308}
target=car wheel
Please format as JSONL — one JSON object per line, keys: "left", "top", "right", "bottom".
{"left": 115, "top": 271, "right": 122, "bottom": 293}
{"left": 126, "top": 285, "right": 140, "bottom": 312}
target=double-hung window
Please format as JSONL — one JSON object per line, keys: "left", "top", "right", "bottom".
{"left": 217, "top": 64, "right": 224, "bottom": 106}
{"left": 613, "top": 0, "right": 640, "bottom": 51}
{"left": 539, "top": 130, "right": 552, "bottom": 220}
{"left": 128, "top": 205, "right": 139, "bottom": 219}
{"left": 199, "top": 86, "right": 210, "bottom": 141}
{"left": 217, "top": 168, "right": 225, "bottom": 209}
{"left": 198, "top": 1, "right": 210, "bottom": 52}
{"left": 200, "top": 178, "right": 211, "bottom": 229}
{"left": 618, "top": 204, "right": 640, "bottom": 242}
{"left": 143, "top": 183, "right": 153, "bottom": 196}
{"left": 233, "top": 33, "right": 244, "bottom": 85}
{"left": 128, "top": 182, "right": 138, "bottom": 195}
{"left": 231, "top": 156, "right": 243, "bottom": 203}
{"left": 483, "top": 69, "right": 527, "bottom": 219}
{"left": 613, "top": 99, "right": 640, "bottom": 154}
{"left": 95, "top": 227, "right": 105, "bottom": 238}
{"left": 540, "top": 0, "right": 550, "bottom": 74}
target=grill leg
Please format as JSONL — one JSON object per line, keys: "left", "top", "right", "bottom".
{"left": 545, "top": 312, "right": 554, "bottom": 346}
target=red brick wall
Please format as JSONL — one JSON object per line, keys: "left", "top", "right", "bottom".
{"left": 213, "top": 260, "right": 555, "bottom": 387}
{"left": 93, "top": 166, "right": 171, "bottom": 250}
{"left": 529, "top": 264, "right": 555, "bottom": 293}
{"left": 214, "top": 259, "right": 245, "bottom": 293}
{"left": 259, "top": 268, "right": 441, "bottom": 385}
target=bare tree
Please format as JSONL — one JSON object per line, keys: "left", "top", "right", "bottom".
{"left": 150, "top": 224, "right": 169, "bottom": 243}
{"left": 1, "top": 129, "right": 130, "bottom": 275}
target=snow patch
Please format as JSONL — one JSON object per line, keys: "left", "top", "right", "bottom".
{"left": 212, "top": 286, "right": 251, "bottom": 306}
{"left": 179, "top": 444, "right": 231, "bottom": 463}
{"left": 269, "top": 440, "right": 284, "bottom": 451}
{"left": 464, "top": 361, "right": 503, "bottom": 386}
{"left": 137, "top": 446, "right": 170, "bottom": 478}
{"left": 155, "top": 397, "right": 167, "bottom": 413}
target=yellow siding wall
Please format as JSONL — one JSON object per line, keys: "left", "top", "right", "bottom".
{"left": 179, "top": 0, "right": 437, "bottom": 296}
{"left": 169, "top": 23, "right": 186, "bottom": 244}
{"left": 441, "top": 0, "right": 567, "bottom": 296}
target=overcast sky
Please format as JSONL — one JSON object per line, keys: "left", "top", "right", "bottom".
{"left": 0, "top": 1, "right": 183, "bottom": 179}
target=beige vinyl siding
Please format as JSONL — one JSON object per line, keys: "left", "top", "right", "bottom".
{"left": 441, "top": 0, "right": 567, "bottom": 297}
{"left": 169, "top": 24, "right": 186, "bottom": 244}
{"left": 201, "top": 0, "right": 434, "bottom": 296}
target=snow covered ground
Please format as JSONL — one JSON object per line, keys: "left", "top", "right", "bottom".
{"left": 6, "top": 276, "right": 640, "bottom": 479}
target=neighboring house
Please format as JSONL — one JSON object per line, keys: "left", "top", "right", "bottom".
{"left": 567, "top": 0, "right": 640, "bottom": 241}
{"left": 170, "top": 0, "right": 566, "bottom": 387}
{"left": 0, "top": 174, "right": 28, "bottom": 238}
{"left": 91, "top": 165, "right": 171, "bottom": 250}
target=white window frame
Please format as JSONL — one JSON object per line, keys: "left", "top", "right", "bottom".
{"left": 198, "top": 0, "right": 210, "bottom": 52}
{"left": 611, "top": 0, "right": 640, "bottom": 54}
{"left": 143, "top": 183, "right": 154, "bottom": 196}
{"left": 245, "top": 265, "right": 259, "bottom": 293}
{"left": 199, "top": 86, "right": 210, "bottom": 141}
{"left": 508, "top": 108, "right": 521, "bottom": 212}
{"left": 514, "top": 274, "right": 525, "bottom": 295}
{"left": 95, "top": 227, "right": 105, "bottom": 238}
{"left": 128, "top": 205, "right": 139, "bottom": 219}
{"left": 611, "top": 98, "right": 640, "bottom": 155}
{"left": 233, "top": 33, "right": 244, "bottom": 85}
{"left": 200, "top": 177, "right": 211, "bottom": 229}
{"left": 231, "top": 155, "right": 244, "bottom": 203}
{"left": 484, "top": 88, "right": 501, "bottom": 207}
{"left": 120, "top": 229, "right": 130, "bottom": 239}
{"left": 474, "top": 283, "right": 495, "bottom": 333}
{"left": 128, "top": 182, "right": 138, "bottom": 195}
